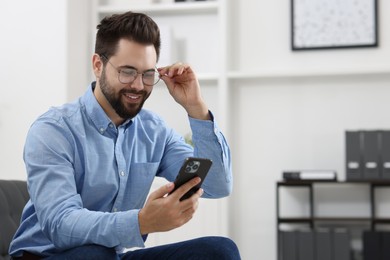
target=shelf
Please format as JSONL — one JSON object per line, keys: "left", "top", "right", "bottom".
{"left": 279, "top": 217, "right": 372, "bottom": 223}
{"left": 228, "top": 67, "right": 390, "bottom": 80}
{"left": 277, "top": 180, "right": 335, "bottom": 186}
{"left": 277, "top": 180, "right": 390, "bottom": 259}
{"left": 197, "top": 73, "right": 219, "bottom": 82}
{"left": 278, "top": 217, "right": 312, "bottom": 223}
{"left": 98, "top": 1, "right": 219, "bottom": 15}
{"left": 154, "top": 73, "right": 218, "bottom": 88}
{"left": 278, "top": 180, "right": 390, "bottom": 186}
{"left": 373, "top": 218, "right": 390, "bottom": 224}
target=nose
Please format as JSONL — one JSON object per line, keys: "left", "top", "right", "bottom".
{"left": 129, "top": 73, "right": 144, "bottom": 90}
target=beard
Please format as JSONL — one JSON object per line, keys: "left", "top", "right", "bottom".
{"left": 99, "top": 67, "right": 151, "bottom": 120}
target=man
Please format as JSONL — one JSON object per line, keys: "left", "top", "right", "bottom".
{"left": 10, "top": 11, "right": 240, "bottom": 259}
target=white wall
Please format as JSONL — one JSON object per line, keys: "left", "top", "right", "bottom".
{"left": 0, "top": 0, "right": 68, "bottom": 180}
{"left": 0, "top": 0, "right": 90, "bottom": 180}
{"left": 228, "top": 0, "right": 390, "bottom": 259}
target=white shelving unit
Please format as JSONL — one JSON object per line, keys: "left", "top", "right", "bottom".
{"left": 91, "top": 0, "right": 230, "bottom": 128}
{"left": 228, "top": 67, "right": 390, "bottom": 80}
{"left": 90, "top": 0, "right": 230, "bottom": 248}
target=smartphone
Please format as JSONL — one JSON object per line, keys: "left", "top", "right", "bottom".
{"left": 170, "top": 157, "right": 213, "bottom": 201}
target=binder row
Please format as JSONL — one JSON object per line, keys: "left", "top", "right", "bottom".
{"left": 346, "top": 130, "right": 390, "bottom": 181}
{"left": 363, "top": 231, "right": 390, "bottom": 260}
{"left": 279, "top": 229, "right": 350, "bottom": 260}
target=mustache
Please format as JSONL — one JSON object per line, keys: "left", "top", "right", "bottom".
{"left": 120, "top": 89, "right": 147, "bottom": 95}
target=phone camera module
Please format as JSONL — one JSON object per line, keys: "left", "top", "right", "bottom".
{"left": 185, "top": 160, "right": 200, "bottom": 173}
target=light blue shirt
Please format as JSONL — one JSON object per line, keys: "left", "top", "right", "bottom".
{"left": 9, "top": 83, "right": 232, "bottom": 257}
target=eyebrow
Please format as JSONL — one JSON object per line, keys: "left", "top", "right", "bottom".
{"left": 119, "top": 65, "right": 155, "bottom": 73}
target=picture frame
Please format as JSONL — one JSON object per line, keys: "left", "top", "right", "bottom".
{"left": 291, "top": 0, "right": 378, "bottom": 51}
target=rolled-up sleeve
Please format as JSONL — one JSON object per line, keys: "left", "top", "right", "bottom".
{"left": 188, "top": 111, "right": 233, "bottom": 198}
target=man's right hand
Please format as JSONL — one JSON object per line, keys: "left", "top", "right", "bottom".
{"left": 138, "top": 177, "right": 203, "bottom": 235}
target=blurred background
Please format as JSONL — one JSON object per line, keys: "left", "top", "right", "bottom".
{"left": 1, "top": 0, "right": 390, "bottom": 259}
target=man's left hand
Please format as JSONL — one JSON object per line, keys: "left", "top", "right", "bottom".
{"left": 158, "top": 63, "right": 210, "bottom": 120}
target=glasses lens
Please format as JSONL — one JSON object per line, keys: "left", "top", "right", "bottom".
{"left": 119, "top": 69, "right": 137, "bottom": 84}
{"left": 118, "top": 68, "right": 160, "bottom": 86}
{"left": 143, "top": 71, "right": 160, "bottom": 86}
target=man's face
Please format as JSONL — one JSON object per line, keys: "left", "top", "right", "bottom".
{"left": 97, "top": 39, "right": 157, "bottom": 120}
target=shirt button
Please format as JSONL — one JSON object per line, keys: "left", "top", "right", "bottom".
{"left": 120, "top": 171, "right": 125, "bottom": 177}
{"left": 109, "top": 124, "right": 114, "bottom": 128}
{"left": 99, "top": 127, "right": 105, "bottom": 134}
{"left": 113, "top": 208, "right": 118, "bottom": 212}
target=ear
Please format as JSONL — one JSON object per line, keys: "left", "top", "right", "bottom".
{"left": 92, "top": 54, "right": 103, "bottom": 78}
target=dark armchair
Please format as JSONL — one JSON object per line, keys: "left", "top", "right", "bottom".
{"left": 0, "top": 180, "right": 29, "bottom": 260}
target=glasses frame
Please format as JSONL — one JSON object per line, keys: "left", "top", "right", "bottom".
{"left": 100, "top": 55, "right": 160, "bottom": 86}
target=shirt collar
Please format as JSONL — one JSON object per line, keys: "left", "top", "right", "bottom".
{"left": 82, "top": 82, "right": 134, "bottom": 134}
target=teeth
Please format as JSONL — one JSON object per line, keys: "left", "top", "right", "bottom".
{"left": 125, "top": 93, "right": 139, "bottom": 99}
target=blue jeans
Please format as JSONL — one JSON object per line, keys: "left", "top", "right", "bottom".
{"left": 36, "top": 236, "right": 240, "bottom": 260}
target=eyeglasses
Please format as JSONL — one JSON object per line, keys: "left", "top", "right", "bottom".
{"left": 100, "top": 55, "right": 160, "bottom": 86}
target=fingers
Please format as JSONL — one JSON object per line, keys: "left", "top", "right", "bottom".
{"left": 139, "top": 181, "right": 203, "bottom": 234}
{"left": 148, "top": 182, "right": 175, "bottom": 200}
{"left": 171, "top": 188, "right": 202, "bottom": 227}
{"left": 158, "top": 62, "right": 191, "bottom": 78}
{"left": 169, "top": 177, "right": 201, "bottom": 201}
{"left": 180, "top": 198, "right": 199, "bottom": 222}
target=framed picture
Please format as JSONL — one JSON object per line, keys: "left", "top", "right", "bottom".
{"left": 291, "top": 0, "right": 378, "bottom": 50}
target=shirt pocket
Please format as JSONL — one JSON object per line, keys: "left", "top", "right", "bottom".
{"left": 126, "top": 162, "right": 160, "bottom": 207}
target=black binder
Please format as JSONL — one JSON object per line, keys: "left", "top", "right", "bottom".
{"left": 298, "top": 230, "right": 314, "bottom": 260}
{"left": 362, "top": 131, "right": 381, "bottom": 180}
{"left": 333, "top": 228, "right": 350, "bottom": 260}
{"left": 315, "top": 229, "right": 332, "bottom": 260}
{"left": 346, "top": 131, "right": 363, "bottom": 180}
{"left": 382, "top": 232, "right": 390, "bottom": 260}
{"left": 280, "top": 231, "right": 297, "bottom": 260}
{"left": 380, "top": 131, "right": 390, "bottom": 180}
{"left": 363, "top": 231, "right": 382, "bottom": 260}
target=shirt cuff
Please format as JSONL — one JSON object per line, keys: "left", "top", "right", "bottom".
{"left": 189, "top": 111, "right": 220, "bottom": 139}
{"left": 116, "top": 210, "right": 145, "bottom": 249}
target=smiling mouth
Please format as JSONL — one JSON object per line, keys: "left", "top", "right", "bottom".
{"left": 123, "top": 92, "right": 141, "bottom": 101}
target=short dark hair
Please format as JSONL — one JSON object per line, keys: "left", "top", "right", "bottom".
{"left": 95, "top": 11, "right": 161, "bottom": 62}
